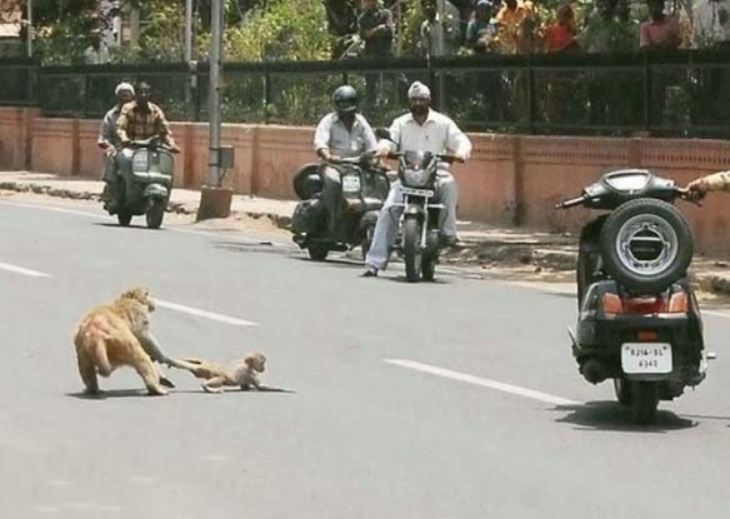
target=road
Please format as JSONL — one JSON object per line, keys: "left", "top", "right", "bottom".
{"left": 1, "top": 196, "right": 729, "bottom": 519}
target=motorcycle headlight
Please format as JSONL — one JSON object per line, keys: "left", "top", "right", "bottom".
{"left": 132, "top": 150, "right": 150, "bottom": 172}
{"left": 403, "top": 168, "right": 428, "bottom": 187}
{"left": 342, "top": 174, "right": 361, "bottom": 194}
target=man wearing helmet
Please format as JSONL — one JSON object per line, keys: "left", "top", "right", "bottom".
{"left": 97, "top": 81, "right": 135, "bottom": 211}
{"left": 362, "top": 81, "right": 472, "bottom": 277}
{"left": 313, "top": 85, "right": 378, "bottom": 236}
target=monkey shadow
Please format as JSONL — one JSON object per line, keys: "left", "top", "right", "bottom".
{"left": 552, "top": 400, "right": 697, "bottom": 433}
{"left": 67, "top": 389, "right": 161, "bottom": 400}
{"left": 67, "top": 386, "right": 296, "bottom": 400}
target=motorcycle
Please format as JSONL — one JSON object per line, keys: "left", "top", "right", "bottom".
{"left": 291, "top": 151, "right": 390, "bottom": 261}
{"left": 390, "top": 150, "right": 455, "bottom": 283}
{"left": 556, "top": 169, "right": 711, "bottom": 423}
{"left": 110, "top": 137, "right": 175, "bottom": 229}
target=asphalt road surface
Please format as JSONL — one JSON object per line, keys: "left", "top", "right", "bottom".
{"left": 1, "top": 196, "right": 729, "bottom": 519}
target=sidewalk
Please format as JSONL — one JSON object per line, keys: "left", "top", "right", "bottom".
{"left": 2, "top": 170, "right": 730, "bottom": 298}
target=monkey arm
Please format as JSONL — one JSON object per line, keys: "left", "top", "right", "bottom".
{"left": 135, "top": 329, "right": 186, "bottom": 368}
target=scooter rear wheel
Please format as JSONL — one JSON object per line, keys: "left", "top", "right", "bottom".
{"left": 117, "top": 211, "right": 132, "bottom": 226}
{"left": 307, "top": 243, "right": 330, "bottom": 261}
{"left": 629, "top": 381, "right": 659, "bottom": 424}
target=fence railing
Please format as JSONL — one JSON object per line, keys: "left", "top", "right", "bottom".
{"left": 2, "top": 50, "right": 730, "bottom": 138}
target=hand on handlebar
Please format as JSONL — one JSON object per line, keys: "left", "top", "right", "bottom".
{"left": 678, "top": 185, "right": 705, "bottom": 205}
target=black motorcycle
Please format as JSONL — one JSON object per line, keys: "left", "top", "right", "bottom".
{"left": 390, "top": 150, "right": 455, "bottom": 282}
{"left": 557, "top": 169, "right": 711, "bottom": 423}
{"left": 291, "top": 152, "right": 390, "bottom": 261}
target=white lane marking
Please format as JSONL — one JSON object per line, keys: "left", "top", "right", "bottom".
{"left": 155, "top": 299, "right": 257, "bottom": 327}
{"left": 201, "top": 454, "right": 229, "bottom": 462}
{"left": 0, "top": 261, "right": 50, "bottom": 277}
{"left": 385, "top": 359, "right": 579, "bottom": 406}
{"left": 0, "top": 199, "right": 289, "bottom": 246}
{"left": 0, "top": 199, "right": 105, "bottom": 219}
{"left": 31, "top": 506, "right": 60, "bottom": 514}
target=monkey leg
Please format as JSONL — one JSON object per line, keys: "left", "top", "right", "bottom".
{"left": 129, "top": 343, "right": 168, "bottom": 396}
{"left": 202, "top": 376, "right": 227, "bottom": 394}
{"left": 76, "top": 348, "right": 100, "bottom": 394}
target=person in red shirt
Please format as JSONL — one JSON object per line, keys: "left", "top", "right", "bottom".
{"left": 544, "top": 3, "right": 580, "bottom": 52}
{"left": 640, "top": 0, "right": 681, "bottom": 49}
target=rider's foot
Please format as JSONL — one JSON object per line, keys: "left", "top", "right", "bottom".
{"left": 439, "top": 234, "right": 463, "bottom": 250}
{"left": 361, "top": 266, "right": 378, "bottom": 278}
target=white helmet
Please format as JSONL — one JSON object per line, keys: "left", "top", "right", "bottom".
{"left": 114, "top": 82, "right": 135, "bottom": 96}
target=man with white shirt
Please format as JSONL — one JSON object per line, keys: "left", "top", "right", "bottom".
{"left": 313, "top": 85, "right": 378, "bottom": 236}
{"left": 362, "top": 81, "right": 472, "bottom": 278}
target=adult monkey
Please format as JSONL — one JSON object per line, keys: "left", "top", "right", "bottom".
{"left": 73, "top": 288, "right": 184, "bottom": 396}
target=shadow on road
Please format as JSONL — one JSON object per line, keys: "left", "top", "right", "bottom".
{"left": 67, "top": 387, "right": 297, "bottom": 400}
{"left": 553, "top": 400, "right": 698, "bottom": 432}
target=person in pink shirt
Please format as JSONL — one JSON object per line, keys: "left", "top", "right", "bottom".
{"left": 640, "top": 0, "right": 681, "bottom": 49}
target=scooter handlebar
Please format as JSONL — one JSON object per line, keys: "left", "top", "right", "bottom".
{"left": 555, "top": 195, "right": 586, "bottom": 209}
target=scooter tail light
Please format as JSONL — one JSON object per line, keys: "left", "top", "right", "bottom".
{"left": 601, "top": 293, "right": 623, "bottom": 316}
{"left": 667, "top": 292, "right": 689, "bottom": 313}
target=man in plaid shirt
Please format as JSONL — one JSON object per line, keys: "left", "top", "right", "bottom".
{"left": 116, "top": 82, "right": 178, "bottom": 149}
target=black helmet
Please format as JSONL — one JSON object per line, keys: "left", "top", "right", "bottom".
{"left": 333, "top": 85, "right": 358, "bottom": 115}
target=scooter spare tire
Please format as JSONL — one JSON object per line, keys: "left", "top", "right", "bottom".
{"left": 599, "top": 198, "right": 692, "bottom": 293}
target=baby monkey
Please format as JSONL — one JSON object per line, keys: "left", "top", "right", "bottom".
{"left": 182, "top": 352, "right": 267, "bottom": 393}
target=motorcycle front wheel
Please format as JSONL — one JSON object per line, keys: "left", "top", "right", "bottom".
{"left": 146, "top": 199, "right": 166, "bottom": 229}
{"left": 404, "top": 217, "right": 423, "bottom": 282}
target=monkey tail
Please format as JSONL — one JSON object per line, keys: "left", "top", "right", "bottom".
{"left": 93, "top": 338, "right": 113, "bottom": 376}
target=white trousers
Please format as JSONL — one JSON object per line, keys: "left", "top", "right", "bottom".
{"left": 365, "top": 171, "right": 458, "bottom": 270}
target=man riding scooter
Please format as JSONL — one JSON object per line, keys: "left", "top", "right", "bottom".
{"left": 362, "top": 81, "right": 472, "bottom": 277}
{"left": 313, "top": 85, "right": 378, "bottom": 236}
{"left": 116, "top": 81, "right": 180, "bottom": 201}
{"left": 97, "top": 82, "right": 135, "bottom": 212}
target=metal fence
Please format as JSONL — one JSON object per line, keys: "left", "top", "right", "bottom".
{"left": 2, "top": 50, "right": 730, "bottom": 137}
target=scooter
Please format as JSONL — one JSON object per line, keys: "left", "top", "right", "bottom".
{"left": 291, "top": 151, "right": 390, "bottom": 261}
{"left": 556, "top": 169, "right": 712, "bottom": 423}
{"left": 110, "top": 137, "right": 175, "bottom": 229}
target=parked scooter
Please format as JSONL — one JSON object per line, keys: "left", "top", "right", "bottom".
{"left": 388, "top": 150, "right": 456, "bottom": 282}
{"left": 110, "top": 137, "right": 175, "bottom": 229}
{"left": 557, "top": 169, "right": 711, "bottom": 423}
{"left": 291, "top": 151, "right": 390, "bottom": 261}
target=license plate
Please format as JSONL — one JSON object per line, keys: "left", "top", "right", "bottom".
{"left": 342, "top": 175, "right": 361, "bottom": 193}
{"left": 401, "top": 187, "right": 434, "bottom": 197}
{"left": 621, "top": 343, "right": 673, "bottom": 374}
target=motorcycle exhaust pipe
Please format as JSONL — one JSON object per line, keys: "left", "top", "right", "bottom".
{"left": 580, "top": 359, "right": 607, "bottom": 385}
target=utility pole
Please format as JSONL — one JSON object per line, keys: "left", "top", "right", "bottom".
{"left": 185, "top": 0, "right": 195, "bottom": 120}
{"left": 26, "top": 0, "right": 32, "bottom": 57}
{"left": 196, "top": 0, "right": 233, "bottom": 221}
{"left": 208, "top": 0, "right": 222, "bottom": 188}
